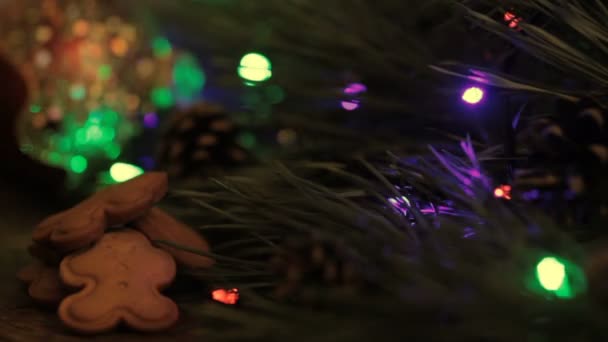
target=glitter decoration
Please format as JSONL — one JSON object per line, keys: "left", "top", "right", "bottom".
{"left": 1, "top": 0, "right": 203, "bottom": 185}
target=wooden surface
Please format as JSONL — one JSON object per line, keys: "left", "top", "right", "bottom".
{"left": 0, "top": 178, "right": 204, "bottom": 341}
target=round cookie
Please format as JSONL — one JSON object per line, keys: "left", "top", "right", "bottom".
{"left": 58, "top": 229, "right": 178, "bottom": 333}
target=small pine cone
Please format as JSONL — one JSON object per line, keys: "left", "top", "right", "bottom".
{"left": 272, "top": 237, "right": 363, "bottom": 299}
{"left": 516, "top": 98, "right": 608, "bottom": 235}
{"left": 157, "top": 102, "right": 250, "bottom": 179}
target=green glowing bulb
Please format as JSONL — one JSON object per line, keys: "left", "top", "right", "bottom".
{"left": 153, "top": 37, "right": 172, "bottom": 58}
{"left": 266, "top": 85, "right": 286, "bottom": 104}
{"left": 173, "top": 54, "right": 206, "bottom": 99}
{"left": 151, "top": 87, "right": 174, "bottom": 109}
{"left": 105, "top": 143, "right": 121, "bottom": 159}
{"left": 70, "top": 84, "right": 86, "bottom": 101}
{"left": 69, "top": 155, "right": 88, "bottom": 173}
{"left": 238, "top": 132, "right": 257, "bottom": 149}
{"left": 238, "top": 53, "right": 272, "bottom": 82}
{"left": 110, "top": 163, "right": 144, "bottom": 183}
{"left": 30, "top": 104, "right": 42, "bottom": 113}
{"left": 48, "top": 152, "right": 62, "bottom": 165}
{"left": 537, "top": 257, "right": 566, "bottom": 291}
{"left": 98, "top": 65, "right": 112, "bottom": 80}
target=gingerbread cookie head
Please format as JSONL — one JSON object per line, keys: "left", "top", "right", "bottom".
{"left": 58, "top": 229, "right": 178, "bottom": 333}
{"left": 33, "top": 172, "right": 168, "bottom": 253}
{"left": 134, "top": 207, "right": 214, "bottom": 269}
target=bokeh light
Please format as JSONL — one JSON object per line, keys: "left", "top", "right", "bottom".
{"left": 151, "top": 87, "right": 174, "bottom": 109}
{"left": 238, "top": 53, "right": 272, "bottom": 82}
{"left": 494, "top": 185, "right": 512, "bottom": 200}
{"left": 69, "top": 155, "right": 88, "bottom": 173}
{"left": 153, "top": 37, "right": 172, "bottom": 58}
{"left": 537, "top": 257, "right": 566, "bottom": 291}
{"left": 344, "top": 83, "right": 367, "bottom": 94}
{"left": 173, "top": 54, "right": 205, "bottom": 101}
{"left": 110, "top": 162, "right": 144, "bottom": 182}
{"left": 143, "top": 112, "right": 159, "bottom": 128}
{"left": 341, "top": 100, "right": 360, "bottom": 111}
{"left": 212, "top": 288, "right": 239, "bottom": 305}
{"left": 462, "top": 87, "right": 484, "bottom": 104}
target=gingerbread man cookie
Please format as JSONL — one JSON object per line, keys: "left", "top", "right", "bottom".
{"left": 17, "top": 261, "right": 68, "bottom": 305}
{"left": 33, "top": 172, "right": 168, "bottom": 252}
{"left": 58, "top": 229, "right": 179, "bottom": 333}
{"left": 134, "top": 207, "right": 214, "bottom": 269}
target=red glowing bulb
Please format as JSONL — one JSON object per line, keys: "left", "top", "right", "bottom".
{"left": 494, "top": 185, "right": 512, "bottom": 200}
{"left": 504, "top": 12, "right": 515, "bottom": 21}
{"left": 503, "top": 11, "right": 522, "bottom": 29}
{"left": 212, "top": 288, "right": 239, "bottom": 305}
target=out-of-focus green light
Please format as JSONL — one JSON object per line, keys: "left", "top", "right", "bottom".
{"left": 98, "top": 65, "right": 112, "bottom": 80}
{"left": 151, "top": 87, "right": 174, "bottom": 109}
{"left": 69, "top": 155, "right": 88, "bottom": 173}
{"left": 105, "top": 143, "right": 121, "bottom": 159}
{"left": 153, "top": 37, "right": 172, "bottom": 58}
{"left": 70, "top": 84, "right": 86, "bottom": 101}
{"left": 110, "top": 162, "right": 144, "bottom": 182}
{"left": 173, "top": 54, "right": 206, "bottom": 99}
{"left": 48, "top": 152, "right": 62, "bottom": 165}
{"left": 238, "top": 132, "right": 257, "bottom": 149}
{"left": 30, "top": 104, "right": 42, "bottom": 113}
{"left": 266, "top": 85, "right": 285, "bottom": 104}
{"left": 238, "top": 53, "right": 272, "bottom": 82}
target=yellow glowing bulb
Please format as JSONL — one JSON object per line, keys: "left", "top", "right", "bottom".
{"left": 110, "top": 163, "right": 144, "bottom": 183}
{"left": 536, "top": 257, "right": 566, "bottom": 291}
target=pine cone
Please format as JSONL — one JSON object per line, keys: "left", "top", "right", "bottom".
{"left": 157, "top": 102, "right": 250, "bottom": 179}
{"left": 270, "top": 235, "right": 363, "bottom": 299}
{"left": 516, "top": 98, "right": 608, "bottom": 237}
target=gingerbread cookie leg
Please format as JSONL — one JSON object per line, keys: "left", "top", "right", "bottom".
{"left": 58, "top": 229, "right": 179, "bottom": 333}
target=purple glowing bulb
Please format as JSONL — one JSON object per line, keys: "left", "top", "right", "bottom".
{"left": 143, "top": 112, "right": 159, "bottom": 128}
{"left": 341, "top": 100, "right": 360, "bottom": 111}
{"left": 344, "top": 83, "right": 367, "bottom": 95}
{"left": 462, "top": 87, "right": 484, "bottom": 104}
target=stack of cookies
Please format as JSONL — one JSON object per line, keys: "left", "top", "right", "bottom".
{"left": 16, "top": 172, "right": 213, "bottom": 334}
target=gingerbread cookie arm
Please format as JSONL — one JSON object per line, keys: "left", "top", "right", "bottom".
{"left": 133, "top": 207, "right": 214, "bottom": 269}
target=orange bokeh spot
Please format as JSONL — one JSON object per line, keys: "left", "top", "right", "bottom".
{"left": 73, "top": 20, "right": 90, "bottom": 37}
{"left": 212, "top": 288, "right": 239, "bottom": 305}
{"left": 110, "top": 38, "right": 129, "bottom": 57}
